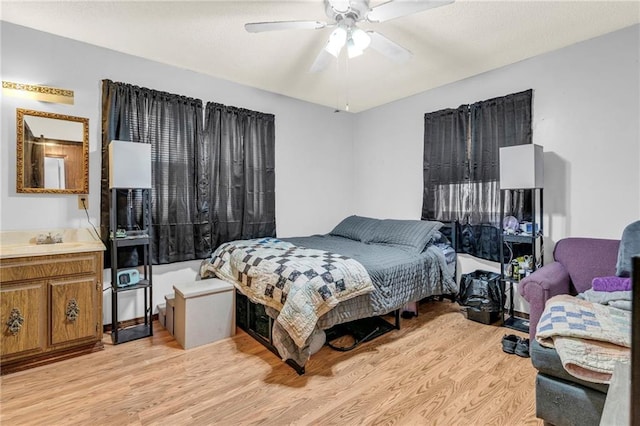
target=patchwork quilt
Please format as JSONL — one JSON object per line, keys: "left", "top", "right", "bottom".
{"left": 536, "top": 294, "right": 631, "bottom": 384}
{"left": 201, "top": 237, "right": 374, "bottom": 347}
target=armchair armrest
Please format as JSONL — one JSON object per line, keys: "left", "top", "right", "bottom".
{"left": 518, "top": 262, "right": 571, "bottom": 340}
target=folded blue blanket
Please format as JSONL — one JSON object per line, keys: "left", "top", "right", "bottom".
{"left": 592, "top": 276, "right": 631, "bottom": 292}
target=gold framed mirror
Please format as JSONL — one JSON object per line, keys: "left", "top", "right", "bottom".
{"left": 16, "top": 109, "right": 89, "bottom": 194}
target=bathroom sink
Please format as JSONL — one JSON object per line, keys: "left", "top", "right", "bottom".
{"left": 0, "top": 229, "right": 105, "bottom": 259}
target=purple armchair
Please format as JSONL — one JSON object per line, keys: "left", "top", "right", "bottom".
{"left": 518, "top": 237, "right": 620, "bottom": 340}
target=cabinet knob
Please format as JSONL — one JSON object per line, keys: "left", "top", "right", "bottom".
{"left": 5, "top": 308, "right": 25, "bottom": 335}
{"left": 65, "top": 299, "right": 80, "bottom": 322}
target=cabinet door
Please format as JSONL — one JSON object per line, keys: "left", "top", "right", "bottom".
{"left": 0, "top": 283, "right": 45, "bottom": 357}
{"left": 50, "top": 277, "right": 97, "bottom": 345}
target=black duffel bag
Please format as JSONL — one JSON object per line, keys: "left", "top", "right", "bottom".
{"left": 457, "top": 270, "right": 503, "bottom": 313}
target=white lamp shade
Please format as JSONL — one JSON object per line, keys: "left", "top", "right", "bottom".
{"left": 109, "top": 140, "right": 152, "bottom": 189}
{"left": 499, "top": 144, "right": 543, "bottom": 189}
{"left": 351, "top": 27, "right": 371, "bottom": 50}
{"left": 325, "top": 26, "right": 347, "bottom": 57}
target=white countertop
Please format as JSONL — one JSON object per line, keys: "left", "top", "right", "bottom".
{"left": 0, "top": 228, "right": 105, "bottom": 259}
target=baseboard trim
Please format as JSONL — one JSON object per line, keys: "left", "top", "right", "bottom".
{"left": 1, "top": 341, "right": 104, "bottom": 375}
{"left": 104, "top": 314, "right": 159, "bottom": 333}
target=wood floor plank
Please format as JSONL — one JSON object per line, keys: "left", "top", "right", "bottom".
{"left": 0, "top": 300, "right": 541, "bottom": 425}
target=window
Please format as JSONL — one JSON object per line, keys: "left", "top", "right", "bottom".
{"left": 101, "top": 80, "right": 275, "bottom": 265}
{"left": 422, "top": 89, "right": 532, "bottom": 261}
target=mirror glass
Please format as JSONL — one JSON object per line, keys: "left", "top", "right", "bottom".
{"left": 17, "top": 109, "right": 89, "bottom": 194}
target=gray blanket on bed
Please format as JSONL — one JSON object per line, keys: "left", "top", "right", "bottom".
{"left": 285, "top": 235, "right": 457, "bottom": 321}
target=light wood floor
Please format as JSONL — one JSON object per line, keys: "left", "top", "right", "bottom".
{"left": 1, "top": 300, "right": 541, "bottom": 425}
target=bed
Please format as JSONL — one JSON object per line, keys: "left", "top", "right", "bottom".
{"left": 200, "top": 216, "right": 458, "bottom": 372}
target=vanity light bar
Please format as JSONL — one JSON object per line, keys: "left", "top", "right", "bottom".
{"left": 2, "top": 81, "right": 74, "bottom": 105}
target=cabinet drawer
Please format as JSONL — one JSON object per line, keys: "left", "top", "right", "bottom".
{"left": 50, "top": 278, "right": 97, "bottom": 345}
{"left": 1, "top": 283, "right": 45, "bottom": 357}
{"left": 0, "top": 252, "right": 99, "bottom": 283}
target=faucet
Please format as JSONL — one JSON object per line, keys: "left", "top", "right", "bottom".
{"left": 36, "top": 232, "right": 63, "bottom": 244}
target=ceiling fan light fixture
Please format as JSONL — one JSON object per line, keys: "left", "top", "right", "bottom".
{"left": 325, "top": 26, "right": 347, "bottom": 57}
{"left": 247, "top": 0, "right": 453, "bottom": 72}
{"left": 350, "top": 27, "right": 371, "bottom": 51}
{"left": 347, "top": 38, "right": 364, "bottom": 58}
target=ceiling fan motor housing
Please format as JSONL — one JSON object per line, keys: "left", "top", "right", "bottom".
{"left": 325, "top": 0, "right": 371, "bottom": 24}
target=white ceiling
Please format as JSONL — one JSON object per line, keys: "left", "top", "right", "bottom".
{"left": 1, "top": 1, "right": 639, "bottom": 112}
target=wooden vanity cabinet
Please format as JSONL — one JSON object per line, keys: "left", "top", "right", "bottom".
{"left": 0, "top": 250, "right": 104, "bottom": 374}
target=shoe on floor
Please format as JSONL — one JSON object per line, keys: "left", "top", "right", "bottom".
{"left": 502, "top": 334, "right": 518, "bottom": 354}
{"left": 515, "top": 337, "right": 530, "bottom": 358}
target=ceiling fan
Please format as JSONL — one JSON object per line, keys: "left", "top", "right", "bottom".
{"left": 245, "top": 0, "right": 454, "bottom": 73}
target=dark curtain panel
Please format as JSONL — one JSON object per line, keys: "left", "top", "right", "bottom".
{"left": 470, "top": 89, "right": 533, "bottom": 225}
{"left": 421, "top": 105, "right": 469, "bottom": 222}
{"left": 203, "top": 103, "right": 276, "bottom": 249}
{"left": 466, "top": 89, "right": 532, "bottom": 261}
{"left": 101, "top": 79, "right": 206, "bottom": 264}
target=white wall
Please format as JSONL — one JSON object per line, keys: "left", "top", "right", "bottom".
{"left": 352, "top": 24, "right": 640, "bottom": 270}
{"left": 1, "top": 22, "right": 354, "bottom": 322}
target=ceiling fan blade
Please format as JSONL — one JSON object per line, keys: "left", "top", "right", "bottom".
{"left": 367, "top": 31, "right": 412, "bottom": 63}
{"left": 309, "top": 49, "right": 333, "bottom": 73}
{"left": 245, "top": 20, "right": 326, "bottom": 33}
{"left": 367, "top": 0, "right": 454, "bottom": 23}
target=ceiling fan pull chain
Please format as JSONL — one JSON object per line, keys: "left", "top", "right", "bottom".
{"left": 345, "top": 53, "right": 350, "bottom": 112}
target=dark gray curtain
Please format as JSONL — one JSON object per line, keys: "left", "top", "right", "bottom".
{"left": 101, "top": 80, "right": 206, "bottom": 264}
{"left": 422, "top": 89, "right": 532, "bottom": 261}
{"left": 470, "top": 89, "right": 532, "bottom": 224}
{"left": 421, "top": 106, "right": 469, "bottom": 221}
{"left": 202, "top": 103, "right": 276, "bottom": 249}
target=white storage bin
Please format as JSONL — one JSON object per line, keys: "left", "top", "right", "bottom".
{"left": 173, "top": 279, "right": 235, "bottom": 349}
{"left": 165, "top": 294, "right": 175, "bottom": 336}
